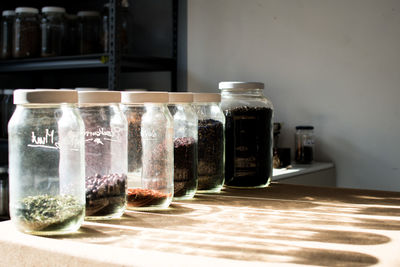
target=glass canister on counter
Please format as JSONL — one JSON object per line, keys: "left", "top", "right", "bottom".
{"left": 13, "top": 7, "right": 40, "bottom": 58}
{"left": 168, "top": 93, "right": 198, "bottom": 200}
{"left": 219, "top": 82, "right": 274, "bottom": 188}
{"left": 192, "top": 93, "right": 225, "bottom": 193}
{"left": 8, "top": 89, "right": 85, "bottom": 235}
{"left": 77, "top": 11, "right": 101, "bottom": 54}
{"left": 295, "top": 125, "right": 314, "bottom": 164}
{"left": 121, "top": 92, "right": 173, "bottom": 210}
{"left": 41, "top": 6, "right": 66, "bottom": 57}
{"left": 78, "top": 91, "right": 127, "bottom": 220}
{"left": 1, "top": 10, "right": 15, "bottom": 59}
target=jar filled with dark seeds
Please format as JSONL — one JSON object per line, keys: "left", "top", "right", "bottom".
{"left": 8, "top": 89, "right": 85, "bottom": 235}
{"left": 77, "top": 11, "right": 101, "bottom": 54}
{"left": 13, "top": 7, "right": 40, "bottom": 58}
{"left": 192, "top": 93, "right": 225, "bottom": 193}
{"left": 219, "top": 82, "right": 274, "bottom": 188}
{"left": 1, "top": 10, "right": 15, "bottom": 59}
{"left": 121, "top": 92, "right": 173, "bottom": 210}
{"left": 41, "top": 7, "right": 66, "bottom": 57}
{"left": 295, "top": 125, "right": 314, "bottom": 164}
{"left": 168, "top": 93, "right": 198, "bottom": 200}
{"left": 78, "top": 91, "right": 127, "bottom": 220}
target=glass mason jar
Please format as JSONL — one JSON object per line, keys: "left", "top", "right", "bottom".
{"left": 168, "top": 93, "right": 198, "bottom": 200}
{"left": 294, "top": 125, "right": 314, "bottom": 164}
{"left": 78, "top": 91, "right": 127, "bottom": 219}
{"left": 192, "top": 93, "right": 225, "bottom": 193}
{"left": 8, "top": 89, "right": 85, "bottom": 235}
{"left": 77, "top": 11, "right": 101, "bottom": 54}
{"left": 41, "top": 7, "right": 66, "bottom": 57}
{"left": 1, "top": 10, "right": 15, "bottom": 59}
{"left": 121, "top": 92, "right": 173, "bottom": 210}
{"left": 219, "top": 82, "right": 274, "bottom": 188}
{"left": 13, "top": 7, "right": 40, "bottom": 58}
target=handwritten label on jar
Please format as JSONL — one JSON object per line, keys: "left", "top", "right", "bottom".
{"left": 28, "top": 129, "right": 59, "bottom": 150}
{"left": 85, "top": 127, "right": 122, "bottom": 145}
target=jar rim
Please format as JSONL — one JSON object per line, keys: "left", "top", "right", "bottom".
{"left": 78, "top": 91, "right": 120, "bottom": 104}
{"left": 121, "top": 91, "right": 168, "bottom": 103}
{"left": 42, "top": 7, "right": 66, "bottom": 13}
{"left": 14, "top": 89, "right": 78, "bottom": 104}
{"left": 219, "top": 81, "right": 264, "bottom": 90}
{"left": 77, "top": 11, "right": 100, "bottom": 17}
{"left": 2, "top": 10, "right": 15, "bottom": 16}
{"left": 192, "top": 93, "right": 221, "bottom": 103}
{"left": 15, "top": 7, "right": 39, "bottom": 14}
{"left": 168, "top": 92, "right": 193, "bottom": 103}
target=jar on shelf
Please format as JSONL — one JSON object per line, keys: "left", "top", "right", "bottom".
{"left": 0, "top": 167, "right": 9, "bottom": 218}
{"left": 41, "top": 6, "right": 66, "bottom": 57}
{"left": 1, "top": 10, "right": 15, "bottom": 59}
{"left": 192, "top": 93, "right": 225, "bottom": 193}
{"left": 121, "top": 92, "right": 173, "bottom": 210}
{"left": 219, "top": 82, "right": 274, "bottom": 188}
{"left": 294, "top": 125, "right": 314, "bottom": 164}
{"left": 101, "top": 3, "right": 129, "bottom": 54}
{"left": 65, "top": 14, "right": 79, "bottom": 55}
{"left": 78, "top": 91, "right": 127, "bottom": 219}
{"left": 77, "top": 11, "right": 101, "bottom": 54}
{"left": 168, "top": 93, "right": 198, "bottom": 200}
{"left": 13, "top": 7, "right": 40, "bottom": 58}
{"left": 8, "top": 89, "right": 85, "bottom": 235}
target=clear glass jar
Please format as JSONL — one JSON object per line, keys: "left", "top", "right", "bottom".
{"left": 295, "top": 126, "right": 314, "bottom": 164}
{"left": 41, "top": 7, "right": 66, "bottom": 57}
{"left": 78, "top": 91, "right": 127, "bottom": 219}
{"left": 1, "top": 10, "right": 15, "bottom": 59}
{"left": 192, "top": 93, "right": 225, "bottom": 193}
{"left": 65, "top": 14, "right": 79, "bottom": 55}
{"left": 121, "top": 92, "right": 173, "bottom": 210}
{"left": 8, "top": 89, "right": 85, "bottom": 235}
{"left": 13, "top": 7, "right": 40, "bottom": 58}
{"left": 77, "top": 11, "right": 101, "bottom": 54}
{"left": 219, "top": 82, "right": 274, "bottom": 188}
{"left": 168, "top": 93, "right": 198, "bottom": 200}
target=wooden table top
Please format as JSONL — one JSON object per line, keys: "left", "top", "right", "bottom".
{"left": 1, "top": 183, "right": 400, "bottom": 266}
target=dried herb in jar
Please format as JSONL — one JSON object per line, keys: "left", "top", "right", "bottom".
{"left": 173, "top": 137, "right": 197, "bottom": 198}
{"left": 126, "top": 188, "right": 171, "bottom": 208}
{"left": 15, "top": 194, "right": 84, "bottom": 231}
{"left": 127, "top": 110, "right": 143, "bottom": 174}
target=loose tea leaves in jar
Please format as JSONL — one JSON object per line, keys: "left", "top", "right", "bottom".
{"left": 126, "top": 188, "right": 171, "bottom": 208}
{"left": 173, "top": 137, "right": 197, "bottom": 198}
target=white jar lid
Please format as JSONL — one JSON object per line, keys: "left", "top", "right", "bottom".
{"left": 3, "top": 89, "right": 14, "bottom": 95}
{"left": 15, "top": 7, "right": 39, "bottom": 14}
{"left": 2, "top": 10, "right": 15, "bottom": 16}
{"left": 42, "top": 7, "right": 66, "bottom": 13}
{"left": 121, "top": 92, "right": 168, "bottom": 103}
{"left": 218, "top": 81, "right": 264, "bottom": 90}
{"left": 78, "top": 91, "right": 120, "bottom": 103}
{"left": 193, "top": 93, "right": 221, "bottom": 103}
{"left": 77, "top": 11, "right": 100, "bottom": 17}
{"left": 14, "top": 89, "right": 78, "bottom": 104}
{"left": 168, "top": 92, "right": 193, "bottom": 103}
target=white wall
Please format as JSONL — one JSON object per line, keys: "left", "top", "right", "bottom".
{"left": 187, "top": 0, "right": 400, "bottom": 191}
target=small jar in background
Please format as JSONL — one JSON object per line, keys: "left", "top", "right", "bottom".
{"left": 0, "top": 167, "right": 9, "bottom": 219}
{"left": 13, "top": 7, "right": 40, "bottom": 58}
{"left": 8, "top": 89, "right": 85, "bottom": 235}
{"left": 78, "top": 91, "right": 127, "bottom": 220}
{"left": 1, "top": 10, "right": 15, "bottom": 59}
{"left": 77, "top": 11, "right": 101, "bottom": 54}
{"left": 41, "top": 6, "right": 66, "bottom": 57}
{"left": 295, "top": 126, "right": 314, "bottom": 164}
{"left": 65, "top": 14, "right": 79, "bottom": 55}
{"left": 121, "top": 92, "right": 174, "bottom": 210}
{"left": 192, "top": 93, "right": 225, "bottom": 193}
{"left": 168, "top": 93, "right": 198, "bottom": 200}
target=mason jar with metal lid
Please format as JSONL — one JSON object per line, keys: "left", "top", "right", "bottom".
{"left": 41, "top": 6, "right": 66, "bottom": 57}
{"left": 219, "top": 81, "right": 274, "bottom": 188}
{"left": 168, "top": 93, "right": 198, "bottom": 200}
{"left": 121, "top": 92, "right": 174, "bottom": 210}
{"left": 13, "top": 7, "right": 40, "bottom": 58}
{"left": 1, "top": 10, "right": 15, "bottom": 59}
{"left": 78, "top": 91, "right": 127, "bottom": 219}
{"left": 8, "top": 89, "right": 85, "bottom": 235}
{"left": 77, "top": 11, "right": 101, "bottom": 54}
{"left": 192, "top": 93, "right": 225, "bottom": 193}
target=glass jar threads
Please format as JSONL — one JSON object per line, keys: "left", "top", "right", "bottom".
{"left": 295, "top": 125, "right": 314, "bottom": 164}
{"left": 121, "top": 92, "right": 173, "bottom": 210}
{"left": 13, "top": 7, "right": 40, "bottom": 58}
{"left": 77, "top": 11, "right": 101, "bottom": 54}
{"left": 8, "top": 89, "right": 85, "bottom": 235}
{"left": 219, "top": 82, "right": 274, "bottom": 188}
{"left": 1, "top": 10, "right": 15, "bottom": 59}
{"left": 192, "top": 93, "right": 225, "bottom": 193}
{"left": 168, "top": 93, "right": 198, "bottom": 200}
{"left": 41, "top": 6, "right": 66, "bottom": 57}
{"left": 78, "top": 91, "right": 127, "bottom": 219}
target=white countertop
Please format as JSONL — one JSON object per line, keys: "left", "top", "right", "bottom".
{"left": 272, "top": 161, "right": 334, "bottom": 181}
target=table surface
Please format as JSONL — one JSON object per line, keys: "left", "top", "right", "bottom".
{"left": 1, "top": 183, "right": 400, "bottom": 267}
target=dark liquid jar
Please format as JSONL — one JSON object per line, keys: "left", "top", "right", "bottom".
{"left": 41, "top": 7, "right": 66, "bottom": 57}
{"left": 295, "top": 126, "right": 314, "bottom": 164}
{"left": 1, "top": 10, "right": 15, "bottom": 59}
{"left": 219, "top": 82, "right": 274, "bottom": 188}
{"left": 13, "top": 7, "right": 40, "bottom": 58}
{"left": 77, "top": 11, "right": 101, "bottom": 54}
